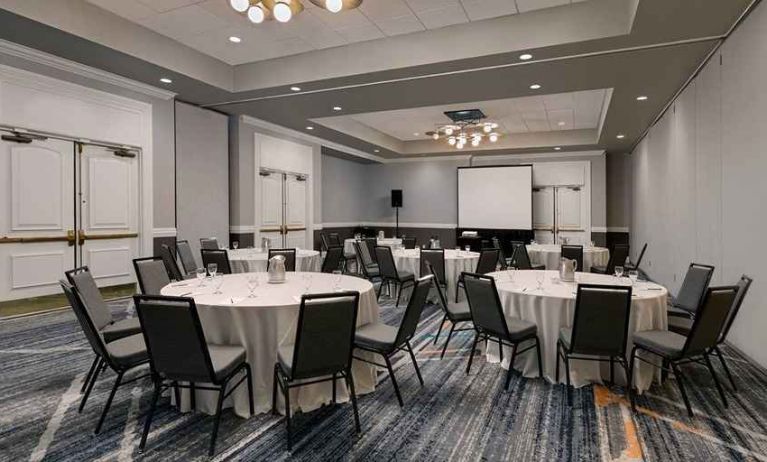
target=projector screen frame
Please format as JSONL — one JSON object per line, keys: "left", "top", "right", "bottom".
{"left": 456, "top": 164, "right": 534, "bottom": 231}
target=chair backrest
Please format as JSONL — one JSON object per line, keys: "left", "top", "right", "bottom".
{"left": 569, "top": 284, "right": 632, "bottom": 356}
{"left": 268, "top": 248, "right": 297, "bottom": 271}
{"left": 425, "top": 261, "right": 449, "bottom": 315}
{"left": 176, "top": 240, "right": 199, "bottom": 275}
{"left": 327, "top": 233, "right": 342, "bottom": 247}
{"left": 65, "top": 266, "right": 113, "bottom": 330}
{"left": 401, "top": 237, "right": 417, "bottom": 249}
{"left": 718, "top": 274, "right": 753, "bottom": 343}
{"left": 134, "top": 295, "right": 216, "bottom": 383}
{"left": 476, "top": 248, "right": 500, "bottom": 274}
{"left": 320, "top": 233, "right": 331, "bottom": 252}
{"left": 354, "top": 240, "right": 375, "bottom": 270}
{"left": 291, "top": 292, "right": 360, "bottom": 380}
{"left": 420, "top": 249, "right": 446, "bottom": 284}
{"left": 510, "top": 243, "right": 533, "bottom": 270}
{"left": 200, "top": 249, "right": 232, "bottom": 274}
{"left": 60, "top": 280, "right": 109, "bottom": 359}
{"left": 462, "top": 273, "right": 510, "bottom": 339}
{"left": 322, "top": 246, "right": 344, "bottom": 273}
{"left": 683, "top": 286, "right": 739, "bottom": 357}
{"left": 133, "top": 257, "right": 172, "bottom": 295}
{"left": 675, "top": 263, "right": 715, "bottom": 313}
{"left": 375, "top": 246, "right": 400, "bottom": 279}
{"left": 605, "top": 244, "right": 630, "bottom": 274}
{"left": 561, "top": 245, "right": 584, "bottom": 272}
{"left": 394, "top": 276, "right": 433, "bottom": 346}
{"left": 200, "top": 237, "right": 219, "bottom": 250}
{"left": 160, "top": 244, "right": 184, "bottom": 281}
{"left": 633, "top": 243, "right": 648, "bottom": 269}
{"left": 364, "top": 238, "right": 378, "bottom": 263}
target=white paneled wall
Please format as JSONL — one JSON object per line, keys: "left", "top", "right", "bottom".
{"left": 631, "top": 1, "right": 767, "bottom": 366}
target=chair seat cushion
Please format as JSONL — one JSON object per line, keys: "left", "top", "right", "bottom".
{"left": 447, "top": 301, "right": 471, "bottom": 321}
{"left": 397, "top": 271, "right": 415, "bottom": 282}
{"left": 559, "top": 327, "right": 573, "bottom": 350}
{"left": 106, "top": 333, "right": 147, "bottom": 368}
{"left": 365, "top": 264, "right": 380, "bottom": 277}
{"left": 209, "top": 344, "right": 246, "bottom": 381}
{"left": 633, "top": 330, "right": 686, "bottom": 358}
{"left": 354, "top": 322, "right": 398, "bottom": 351}
{"left": 278, "top": 345, "right": 293, "bottom": 377}
{"left": 507, "top": 317, "right": 537, "bottom": 341}
{"left": 667, "top": 305, "right": 694, "bottom": 318}
{"left": 667, "top": 316, "right": 693, "bottom": 335}
{"left": 590, "top": 266, "right": 607, "bottom": 274}
{"left": 101, "top": 317, "right": 142, "bottom": 343}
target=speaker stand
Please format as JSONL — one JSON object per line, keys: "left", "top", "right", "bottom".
{"left": 395, "top": 207, "right": 399, "bottom": 237}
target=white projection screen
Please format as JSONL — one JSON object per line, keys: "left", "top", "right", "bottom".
{"left": 458, "top": 165, "right": 533, "bottom": 229}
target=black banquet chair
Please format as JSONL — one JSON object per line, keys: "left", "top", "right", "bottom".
{"left": 557, "top": 284, "right": 633, "bottom": 405}
{"left": 321, "top": 246, "right": 345, "bottom": 273}
{"left": 160, "top": 244, "right": 185, "bottom": 281}
{"left": 626, "top": 243, "right": 648, "bottom": 271}
{"left": 201, "top": 249, "right": 232, "bottom": 274}
{"left": 353, "top": 275, "right": 432, "bottom": 406}
{"left": 200, "top": 237, "right": 219, "bottom": 250}
{"left": 420, "top": 248, "right": 447, "bottom": 291}
{"left": 401, "top": 237, "right": 417, "bottom": 249}
{"left": 667, "top": 263, "right": 715, "bottom": 319}
{"left": 134, "top": 295, "right": 253, "bottom": 456}
{"left": 463, "top": 273, "right": 543, "bottom": 390}
{"left": 591, "top": 244, "right": 630, "bottom": 275}
{"left": 510, "top": 242, "right": 545, "bottom": 270}
{"left": 268, "top": 248, "right": 297, "bottom": 272}
{"left": 375, "top": 246, "right": 416, "bottom": 307}
{"left": 456, "top": 248, "right": 499, "bottom": 303}
{"left": 273, "top": 291, "right": 361, "bottom": 450}
{"left": 629, "top": 286, "right": 739, "bottom": 417}
{"left": 426, "top": 261, "right": 473, "bottom": 359}
{"left": 133, "top": 257, "right": 171, "bottom": 296}
{"left": 561, "top": 245, "right": 584, "bottom": 272}
{"left": 177, "top": 239, "right": 201, "bottom": 276}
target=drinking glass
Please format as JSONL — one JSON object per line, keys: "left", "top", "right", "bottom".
{"left": 207, "top": 263, "right": 218, "bottom": 279}
{"left": 332, "top": 270, "right": 343, "bottom": 291}
{"left": 507, "top": 268, "right": 516, "bottom": 283}
{"left": 213, "top": 274, "right": 224, "bottom": 294}
{"left": 589, "top": 240, "right": 596, "bottom": 248}
{"left": 628, "top": 270, "right": 639, "bottom": 285}
{"left": 195, "top": 268, "right": 206, "bottom": 286}
{"left": 246, "top": 275, "right": 258, "bottom": 298}
{"left": 536, "top": 272, "right": 545, "bottom": 291}
{"left": 302, "top": 274, "right": 312, "bottom": 294}
{"left": 464, "top": 245, "right": 471, "bottom": 252}
{"left": 232, "top": 241, "right": 239, "bottom": 250}
{"left": 614, "top": 266, "right": 624, "bottom": 278}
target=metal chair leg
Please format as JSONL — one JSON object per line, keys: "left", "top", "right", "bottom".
{"left": 714, "top": 346, "right": 737, "bottom": 391}
{"left": 81, "top": 356, "right": 100, "bottom": 393}
{"left": 440, "top": 322, "right": 456, "bottom": 359}
{"left": 209, "top": 381, "right": 227, "bottom": 456}
{"left": 383, "top": 354, "right": 403, "bottom": 407}
{"left": 190, "top": 382, "right": 196, "bottom": 411}
{"left": 406, "top": 340, "right": 424, "bottom": 386}
{"left": 139, "top": 377, "right": 162, "bottom": 452}
{"left": 433, "top": 314, "right": 447, "bottom": 345}
{"left": 535, "top": 339, "right": 543, "bottom": 379}
{"left": 271, "top": 365, "right": 279, "bottom": 415}
{"left": 564, "top": 355, "right": 572, "bottom": 406}
{"left": 346, "top": 371, "right": 361, "bottom": 432}
{"left": 95, "top": 371, "right": 124, "bottom": 434}
{"left": 466, "top": 332, "right": 481, "bottom": 375}
{"left": 285, "top": 380, "right": 292, "bottom": 451}
{"left": 628, "top": 347, "right": 638, "bottom": 411}
{"left": 245, "top": 364, "right": 255, "bottom": 416}
{"left": 79, "top": 358, "right": 103, "bottom": 413}
{"left": 671, "top": 363, "right": 694, "bottom": 418}
{"left": 332, "top": 372, "right": 337, "bottom": 404}
{"left": 555, "top": 342, "right": 561, "bottom": 382}
{"left": 504, "top": 343, "right": 518, "bottom": 390}
{"left": 704, "top": 353, "right": 728, "bottom": 408}
{"left": 395, "top": 283, "right": 402, "bottom": 307}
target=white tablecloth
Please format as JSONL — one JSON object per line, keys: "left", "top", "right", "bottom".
{"left": 343, "top": 237, "right": 402, "bottom": 255}
{"left": 485, "top": 270, "right": 667, "bottom": 392}
{"left": 526, "top": 244, "right": 610, "bottom": 272}
{"left": 227, "top": 248, "right": 321, "bottom": 273}
{"left": 391, "top": 249, "right": 479, "bottom": 301}
{"left": 160, "top": 272, "right": 379, "bottom": 417}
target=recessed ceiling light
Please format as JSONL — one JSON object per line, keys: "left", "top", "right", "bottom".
{"left": 306, "top": 126, "right": 314, "bottom": 130}
{"left": 519, "top": 53, "right": 533, "bottom": 60}
{"left": 160, "top": 78, "right": 172, "bottom": 84}
{"left": 414, "top": 132, "right": 420, "bottom": 136}
{"left": 530, "top": 84, "right": 541, "bottom": 90}
{"left": 374, "top": 149, "right": 380, "bottom": 153}
{"left": 617, "top": 134, "right": 626, "bottom": 139}
{"left": 290, "top": 86, "right": 301, "bottom": 91}
{"left": 557, "top": 121, "right": 566, "bottom": 126}
{"left": 229, "top": 36, "right": 242, "bottom": 43}
{"left": 636, "top": 95, "right": 648, "bottom": 101}
{"left": 333, "top": 106, "right": 342, "bottom": 111}
{"left": 554, "top": 147, "right": 562, "bottom": 151}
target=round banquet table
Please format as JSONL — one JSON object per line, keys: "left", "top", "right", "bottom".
{"left": 160, "top": 272, "right": 380, "bottom": 417}
{"left": 391, "top": 248, "right": 479, "bottom": 301}
{"left": 227, "top": 248, "right": 321, "bottom": 273}
{"left": 526, "top": 244, "right": 610, "bottom": 272}
{"left": 343, "top": 237, "right": 402, "bottom": 255}
{"left": 485, "top": 270, "right": 667, "bottom": 393}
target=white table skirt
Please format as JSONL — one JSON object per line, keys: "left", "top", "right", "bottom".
{"left": 160, "top": 272, "right": 379, "bottom": 417}
{"left": 485, "top": 270, "right": 667, "bottom": 393}
{"left": 343, "top": 238, "right": 402, "bottom": 255}
{"left": 227, "top": 248, "right": 321, "bottom": 273}
{"left": 527, "top": 244, "right": 610, "bottom": 272}
{"left": 391, "top": 249, "right": 479, "bottom": 301}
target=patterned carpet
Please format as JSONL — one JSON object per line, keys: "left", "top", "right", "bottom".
{"left": 1, "top": 292, "right": 767, "bottom": 461}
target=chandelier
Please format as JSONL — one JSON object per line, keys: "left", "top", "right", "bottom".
{"left": 426, "top": 109, "right": 501, "bottom": 150}
{"left": 229, "top": 0, "right": 362, "bottom": 24}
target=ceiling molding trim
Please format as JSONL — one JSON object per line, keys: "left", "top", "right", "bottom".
{"left": 0, "top": 39, "right": 177, "bottom": 101}
{"left": 240, "top": 115, "right": 386, "bottom": 163}
{"left": 385, "top": 155, "right": 472, "bottom": 164}
{"left": 470, "top": 150, "right": 606, "bottom": 163}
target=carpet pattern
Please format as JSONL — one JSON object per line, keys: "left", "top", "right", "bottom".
{"left": 1, "top": 293, "right": 766, "bottom": 461}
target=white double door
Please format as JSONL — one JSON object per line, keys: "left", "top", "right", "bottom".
{"left": 533, "top": 186, "right": 588, "bottom": 244}
{"left": 260, "top": 171, "right": 307, "bottom": 249}
{"left": 0, "top": 137, "right": 140, "bottom": 301}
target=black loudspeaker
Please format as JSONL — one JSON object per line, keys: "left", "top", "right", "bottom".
{"left": 391, "top": 189, "right": 403, "bottom": 208}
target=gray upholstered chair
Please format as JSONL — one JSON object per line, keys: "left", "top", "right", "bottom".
{"left": 320, "top": 233, "right": 331, "bottom": 252}
{"left": 668, "top": 274, "right": 753, "bottom": 391}
{"left": 201, "top": 249, "right": 232, "bottom": 274}
{"left": 353, "top": 240, "right": 380, "bottom": 282}
{"left": 176, "top": 240, "right": 200, "bottom": 276}
{"left": 629, "top": 286, "right": 739, "bottom": 417}
{"left": 667, "top": 263, "right": 715, "bottom": 319}
{"left": 273, "top": 292, "right": 361, "bottom": 450}
{"left": 463, "top": 273, "right": 543, "bottom": 390}
{"left": 133, "top": 257, "right": 172, "bottom": 296}
{"left": 327, "top": 232, "right": 342, "bottom": 247}
{"left": 561, "top": 245, "right": 584, "bottom": 272}
{"left": 426, "top": 261, "right": 473, "bottom": 359}
{"left": 364, "top": 237, "right": 378, "bottom": 263}
{"left": 420, "top": 249, "right": 446, "bottom": 290}
{"left": 557, "top": 284, "right": 633, "bottom": 405}
{"left": 591, "top": 244, "right": 630, "bottom": 274}
{"left": 160, "top": 244, "right": 185, "bottom": 281}
{"left": 455, "top": 248, "right": 500, "bottom": 303}
{"left": 134, "top": 295, "right": 253, "bottom": 456}
{"left": 60, "top": 280, "right": 148, "bottom": 433}
{"left": 353, "top": 276, "right": 432, "bottom": 406}
{"left": 200, "top": 237, "right": 219, "bottom": 250}
{"left": 375, "top": 246, "right": 416, "bottom": 307}
{"left": 65, "top": 266, "right": 141, "bottom": 343}
{"left": 268, "top": 248, "right": 297, "bottom": 272}
{"left": 321, "top": 246, "right": 344, "bottom": 273}
{"left": 510, "top": 242, "right": 545, "bottom": 270}
{"left": 401, "top": 237, "right": 417, "bottom": 249}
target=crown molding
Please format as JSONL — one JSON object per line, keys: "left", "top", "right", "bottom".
{"left": 230, "top": 225, "right": 257, "bottom": 233}
{"left": 152, "top": 228, "right": 177, "bottom": 238}
{"left": 0, "top": 39, "right": 176, "bottom": 101}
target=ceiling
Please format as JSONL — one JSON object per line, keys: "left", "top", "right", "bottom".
{"left": 0, "top": 0, "right": 758, "bottom": 161}
{"left": 84, "top": 0, "right": 588, "bottom": 65}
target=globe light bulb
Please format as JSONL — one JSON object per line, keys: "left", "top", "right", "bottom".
{"left": 456, "top": 142, "right": 465, "bottom": 149}
{"left": 472, "top": 138, "right": 480, "bottom": 147}
{"left": 489, "top": 134, "right": 499, "bottom": 142}
{"left": 432, "top": 133, "right": 439, "bottom": 140}
{"left": 325, "top": 0, "right": 343, "bottom": 13}
{"left": 483, "top": 125, "right": 492, "bottom": 133}
{"left": 247, "top": 5, "right": 265, "bottom": 23}
{"left": 445, "top": 127, "right": 453, "bottom": 136}
{"left": 230, "top": 0, "right": 250, "bottom": 12}
{"left": 448, "top": 137, "right": 456, "bottom": 146}
{"left": 273, "top": 1, "right": 292, "bottom": 22}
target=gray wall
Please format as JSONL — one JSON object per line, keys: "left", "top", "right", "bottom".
{"left": 321, "top": 152, "right": 370, "bottom": 224}
{"left": 606, "top": 152, "right": 632, "bottom": 230}
{"left": 229, "top": 117, "right": 255, "bottom": 230}
{"left": 175, "top": 101, "right": 229, "bottom": 257}
{"left": 630, "top": 0, "right": 767, "bottom": 367}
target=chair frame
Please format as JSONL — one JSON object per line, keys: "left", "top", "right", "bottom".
{"left": 510, "top": 243, "right": 545, "bottom": 271}
{"left": 455, "top": 248, "right": 500, "bottom": 303}
{"left": 176, "top": 239, "right": 200, "bottom": 276}
{"left": 160, "top": 244, "right": 185, "bottom": 281}
{"left": 200, "top": 237, "right": 219, "bottom": 250}
{"left": 627, "top": 243, "right": 648, "bottom": 271}
{"left": 321, "top": 245, "right": 345, "bottom": 273}
{"left": 132, "top": 256, "right": 171, "bottom": 295}
{"left": 420, "top": 248, "right": 447, "bottom": 289}
{"left": 592, "top": 243, "right": 630, "bottom": 275}
{"left": 425, "top": 261, "right": 474, "bottom": 359}
{"left": 401, "top": 237, "right": 417, "bottom": 249}
{"left": 201, "top": 249, "right": 233, "bottom": 275}
{"left": 353, "top": 240, "right": 381, "bottom": 282}
{"left": 556, "top": 284, "right": 633, "bottom": 406}
{"left": 134, "top": 294, "right": 254, "bottom": 456}
{"left": 375, "top": 245, "right": 416, "bottom": 307}
{"left": 463, "top": 273, "right": 544, "bottom": 390}
{"left": 272, "top": 291, "right": 361, "bottom": 450}
{"left": 668, "top": 262, "right": 716, "bottom": 318}
{"left": 268, "top": 248, "right": 297, "bottom": 272}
